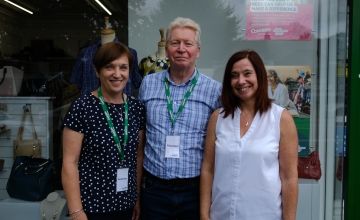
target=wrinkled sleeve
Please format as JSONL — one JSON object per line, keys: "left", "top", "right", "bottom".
{"left": 130, "top": 48, "right": 143, "bottom": 89}
{"left": 70, "top": 49, "right": 86, "bottom": 90}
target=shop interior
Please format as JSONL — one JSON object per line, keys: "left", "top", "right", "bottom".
{"left": 0, "top": 0, "right": 128, "bottom": 196}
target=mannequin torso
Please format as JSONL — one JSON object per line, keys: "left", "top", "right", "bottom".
{"left": 101, "top": 29, "right": 115, "bottom": 45}
{"left": 155, "top": 43, "right": 166, "bottom": 60}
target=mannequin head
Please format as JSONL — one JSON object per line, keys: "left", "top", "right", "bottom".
{"left": 156, "top": 28, "right": 166, "bottom": 59}
{"left": 101, "top": 16, "right": 116, "bottom": 45}
{"left": 158, "top": 28, "right": 166, "bottom": 48}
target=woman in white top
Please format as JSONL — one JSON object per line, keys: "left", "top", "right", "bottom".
{"left": 200, "top": 50, "right": 298, "bottom": 220}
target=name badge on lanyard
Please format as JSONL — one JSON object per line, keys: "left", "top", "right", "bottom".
{"left": 163, "top": 70, "right": 199, "bottom": 159}
{"left": 165, "top": 135, "right": 180, "bottom": 158}
{"left": 116, "top": 168, "right": 129, "bottom": 192}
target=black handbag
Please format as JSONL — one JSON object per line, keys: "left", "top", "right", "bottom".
{"left": 6, "top": 156, "right": 54, "bottom": 201}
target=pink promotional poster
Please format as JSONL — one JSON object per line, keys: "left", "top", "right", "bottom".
{"left": 246, "top": 0, "right": 313, "bottom": 40}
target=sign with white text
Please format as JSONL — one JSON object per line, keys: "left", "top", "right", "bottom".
{"left": 246, "top": 0, "right": 313, "bottom": 40}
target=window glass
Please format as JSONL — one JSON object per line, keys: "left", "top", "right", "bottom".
{"left": 0, "top": 0, "right": 128, "bottom": 200}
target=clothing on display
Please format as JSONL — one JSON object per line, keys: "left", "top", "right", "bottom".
{"left": 139, "top": 55, "right": 169, "bottom": 76}
{"left": 139, "top": 28, "right": 169, "bottom": 76}
{"left": 71, "top": 17, "right": 142, "bottom": 95}
{"left": 70, "top": 39, "right": 142, "bottom": 96}
{"left": 0, "top": 66, "right": 24, "bottom": 96}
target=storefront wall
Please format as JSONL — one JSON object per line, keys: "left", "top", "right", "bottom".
{"left": 0, "top": 0, "right": 351, "bottom": 219}
{"left": 346, "top": 0, "right": 360, "bottom": 219}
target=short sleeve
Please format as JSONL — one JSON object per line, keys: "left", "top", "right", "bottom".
{"left": 62, "top": 97, "right": 86, "bottom": 133}
{"left": 138, "top": 75, "right": 147, "bottom": 102}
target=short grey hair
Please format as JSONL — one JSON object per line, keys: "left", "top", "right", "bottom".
{"left": 166, "top": 17, "right": 201, "bottom": 47}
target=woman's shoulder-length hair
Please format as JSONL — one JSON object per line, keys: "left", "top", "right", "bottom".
{"left": 221, "top": 50, "right": 272, "bottom": 118}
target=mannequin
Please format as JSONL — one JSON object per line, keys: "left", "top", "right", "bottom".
{"left": 70, "top": 17, "right": 142, "bottom": 96}
{"left": 155, "top": 28, "right": 166, "bottom": 59}
{"left": 139, "top": 28, "right": 169, "bottom": 76}
{"left": 40, "top": 191, "right": 67, "bottom": 220}
{"left": 101, "top": 16, "right": 116, "bottom": 45}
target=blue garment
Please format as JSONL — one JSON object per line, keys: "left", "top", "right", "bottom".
{"left": 70, "top": 39, "right": 142, "bottom": 95}
{"left": 138, "top": 69, "right": 221, "bottom": 179}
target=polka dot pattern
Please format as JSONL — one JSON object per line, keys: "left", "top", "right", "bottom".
{"left": 63, "top": 93, "right": 145, "bottom": 213}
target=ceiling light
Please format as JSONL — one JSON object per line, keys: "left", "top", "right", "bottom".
{"left": 3, "top": 0, "right": 33, "bottom": 14}
{"left": 94, "top": 0, "right": 112, "bottom": 15}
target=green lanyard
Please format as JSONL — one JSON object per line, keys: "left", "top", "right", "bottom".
{"left": 98, "top": 87, "right": 128, "bottom": 161}
{"left": 164, "top": 70, "right": 199, "bottom": 127}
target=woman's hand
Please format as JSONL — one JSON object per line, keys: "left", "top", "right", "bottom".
{"left": 132, "top": 199, "right": 141, "bottom": 220}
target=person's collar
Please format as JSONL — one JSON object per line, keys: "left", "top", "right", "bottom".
{"left": 165, "top": 68, "right": 198, "bottom": 86}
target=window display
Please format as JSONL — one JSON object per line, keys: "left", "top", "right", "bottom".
{"left": 0, "top": 66, "right": 23, "bottom": 96}
{"left": 139, "top": 28, "right": 169, "bottom": 77}
{"left": 70, "top": 17, "right": 142, "bottom": 96}
{"left": 0, "top": 97, "right": 52, "bottom": 200}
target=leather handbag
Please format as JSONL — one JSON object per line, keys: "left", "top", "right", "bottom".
{"left": 298, "top": 151, "right": 322, "bottom": 180}
{"left": 13, "top": 108, "right": 41, "bottom": 157}
{"left": 6, "top": 156, "right": 54, "bottom": 201}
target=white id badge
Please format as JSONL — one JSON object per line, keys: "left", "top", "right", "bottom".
{"left": 116, "top": 168, "right": 129, "bottom": 192}
{"left": 165, "top": 135, "right": 180, "bottom": 158}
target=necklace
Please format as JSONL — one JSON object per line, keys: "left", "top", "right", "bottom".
{"left": 241, "top": 111, "right": 253, "bottom": 127}
{"left": 107, "top": 93, "right": 126, "bottom": 121}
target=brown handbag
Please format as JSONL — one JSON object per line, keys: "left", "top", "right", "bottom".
{"left": 13, "top": 109, "right": 41, "bottom": 158}
{"left": 298, "top": 151, "right": 321, "bottom": 180}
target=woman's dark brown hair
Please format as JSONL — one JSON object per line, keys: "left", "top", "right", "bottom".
{"left": 221, "top": 50, "right": 271, "bottom": 118}
{"left": 93, "top": 42, "right": 133, "bottom": 73}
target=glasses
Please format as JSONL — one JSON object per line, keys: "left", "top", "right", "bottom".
{"left": 167, "top": 40, "right": 198, "bottom": 48}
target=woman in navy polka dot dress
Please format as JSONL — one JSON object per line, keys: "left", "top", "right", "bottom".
{"left": 62, "top": 42, "right": 145, "bottom": 220}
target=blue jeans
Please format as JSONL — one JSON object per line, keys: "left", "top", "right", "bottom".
{"left": 140, "top": 171, "right": 200, "bottom": 220}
